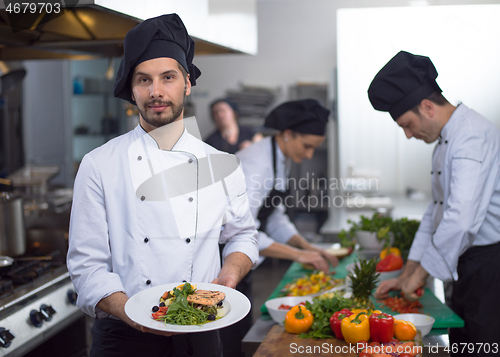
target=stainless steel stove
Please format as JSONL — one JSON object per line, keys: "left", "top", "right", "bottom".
{"left": 0, "top": 260, "right": 86, "bottom": 356}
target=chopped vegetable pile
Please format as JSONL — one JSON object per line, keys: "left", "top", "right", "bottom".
{"left": 378, "top": 296, "right": 423, "bottom": 314}
{"left": 281, "top": 271, "right": 344, "bottom": 297}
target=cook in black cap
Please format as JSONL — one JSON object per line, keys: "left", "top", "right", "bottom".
{"left": 113, "top": 13, "right": 201, "bottom": 134}
{"left": 205, "top": 98, "right": 263, "bottom": 154}
{"left": 367, "top": 50, "right": 454, "bottom": 143}
{"left": 236, "top": 98, "right": 339, "bottom": 281}
{"left": 370, "top": 51, "right": 500, "bottom": 351}
{"left": 69, "top": 13, "right": 257, "bottom": 357}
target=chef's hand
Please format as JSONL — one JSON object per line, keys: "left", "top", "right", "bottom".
{"left": 211, "top": 274, "right": 237, "bottom": 289}
{"left": 319, "top": 249, "right": 339, "bottom": 267}
{"left": 401, "top": 265, "right": 429, "bottom": 301}
{"left": 97, "top": 292, "right": 182, "bottom": 337}
{"left": 296, "top": 251, "right": 330, "bottom": 273}
{"left": 374, "top": 278, "right": 402, "bottom": 299}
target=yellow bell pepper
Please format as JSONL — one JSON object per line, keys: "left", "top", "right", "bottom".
{"left": 284, "top": 305, "right": 314, "bottom": 334}
{"left": 380, "top": 247, "right": 401, "bottom": 259}
{"left": 351, "top": 309, "right": 382, "bottom": 316}
{"left": 340, "top": 312, "right": 370, "bottom": 344}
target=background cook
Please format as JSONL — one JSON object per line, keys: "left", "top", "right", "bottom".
{"left": 369, "top": 50, "right": 500, "bottom": 353}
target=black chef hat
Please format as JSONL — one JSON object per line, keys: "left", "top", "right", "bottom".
{"left": 114, "top": 13, "right": 201, "bottom": 105}
{"left": 368, "top": 51, "right": 442, "bottom": 120}
{"left": 210, "top": 98, "right": 240, "bottom": 117}
{"left": 264, "top": 99, "right": 330, "bottom": 136}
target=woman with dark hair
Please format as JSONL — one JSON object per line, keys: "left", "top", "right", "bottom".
{"left": 205, "top": 98, "right": 262, "bottom": 154}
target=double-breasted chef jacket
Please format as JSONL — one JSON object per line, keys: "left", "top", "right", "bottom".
{"left": 67, "top": 123, "right": 259, "bottom": 318}
{"left": 408, "top": 104, "right": 500, "bottom": 282}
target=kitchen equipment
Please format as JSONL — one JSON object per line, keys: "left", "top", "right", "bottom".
{"left": 7, "top": 165, "right": 59, "bottom": 198}
{"left": 0, "top": 228, "right": 86, "bottom": 356}
{"left": 0, "top": 192, "right": 26, "bottom": 257}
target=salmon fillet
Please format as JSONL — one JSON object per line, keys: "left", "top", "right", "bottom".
{"left": 187, "top": 290, "right": 225, "bottom": 306}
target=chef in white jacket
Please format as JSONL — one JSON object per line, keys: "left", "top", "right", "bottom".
{"left": 236, "top": 99, "right": 339, "bottom": 272}
{"left": 66, "top": 14, "right": 258, "bottom": 357}
{"left": 369, "top": 51, "right": 500, "bottom": 353}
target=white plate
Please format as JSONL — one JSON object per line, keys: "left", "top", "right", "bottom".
{"left": 124, "top": 282, "right": 250, "bottom": 333}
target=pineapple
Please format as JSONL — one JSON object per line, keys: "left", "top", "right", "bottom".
{"left": 348, "top": 257, "right": 380, "bottom": 310}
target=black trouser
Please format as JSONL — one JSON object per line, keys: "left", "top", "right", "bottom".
{"left": 90, "top": 318, "right": 222, "bottom": 357}
{"left": 449, "top": 241, "right": 500, "bottom": 356}
{"left": 219, "top": 270, "right": 254, "bottom": 357}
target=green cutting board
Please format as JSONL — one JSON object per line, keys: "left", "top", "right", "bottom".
{"left": 260, "top": 253, "right": 464, "bottom": 329}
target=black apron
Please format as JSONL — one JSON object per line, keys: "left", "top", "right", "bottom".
{"left": 219, "top": 137, "right": 289, "bottom": 357}
{"left": 449, "top": 241, "right": 500, "bottom": 356}
{"left": 256, "top": 136, "right": 290, "bottom": 232}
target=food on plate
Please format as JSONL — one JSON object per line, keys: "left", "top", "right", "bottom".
{"left": 281, "top": 271, "right": 344, "bottom": 296}
{"left": 369, "top": 312, "right": 394, "bottom": 344}
{"left": 151, "top": 282, "right": 226, "bottom": 325}
{"left": 379, "top": 296, "right": 423, "bottom": 313}
{"left": 341, "top": 311, "right": 370, "bottom": 344}
{"left": 376, "top": 253, "right": 404, "bottom": 272}
{"left": 330, "top": 308, "right": 353, "bottom": 340}
{"left": 394, "top": 319, "right": 417, "bottom": 341}
{"left": 284, "top": 305, "right": 314, "bottom": 334}
{"left": 349, "top": 258, "right": 379, "bottom": 310}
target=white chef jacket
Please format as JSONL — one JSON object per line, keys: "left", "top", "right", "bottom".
{"left": 236, "top": 137, "right": 298, "bottom": 251}
{"left": 67, "top": 124, "right": 259, "bottom": 318}
{"left": 408, "top": 104, "right": 500, "bottom": 282}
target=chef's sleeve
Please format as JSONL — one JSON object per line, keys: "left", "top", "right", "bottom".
{"left": 407, "top": 201, "right": 434, "bottom": 262}
{"left": 67, "top": 154, "right": 125, "bottom": 318}
{"left": 264, "top": 204, "right": 299, "bottom": 244}
{"left": 420, "top": 133, "right": 497, "bottom": 282}
{"left": 219, "top": 163, "right": 259, "bottom": 267}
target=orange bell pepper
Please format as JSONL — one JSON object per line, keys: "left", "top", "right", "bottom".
{"left": 380, "top": 247, "right": 401, "bottom": 259}
{"left": 394, "top": 319, "right": 417, "bottom": 340}
{"left": 284, "top": 305, "right": 314, "bottom": 334}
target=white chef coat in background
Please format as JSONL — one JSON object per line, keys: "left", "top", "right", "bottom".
{"left": 67, "top": 125, "right": 258, "bottom": 318}
{"left": 408, "top": 104, "right": 500, "bottom": 281}
{"left": 236, "top": 136, "right": 298, "bottom": 251}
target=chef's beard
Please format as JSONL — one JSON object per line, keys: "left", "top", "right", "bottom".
{"left": 137, "top": 92, "right": 186, "bottom": 128}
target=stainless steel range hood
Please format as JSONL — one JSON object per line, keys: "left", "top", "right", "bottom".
{"left": 0, "top": 0, "right": 257, "bottom": 60}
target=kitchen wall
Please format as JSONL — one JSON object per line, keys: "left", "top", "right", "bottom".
{"left": 21, "top": 0, "right": 500, "bottom": 192}
{"left": 192, "top": 0, "right": 500, "bottom": 197}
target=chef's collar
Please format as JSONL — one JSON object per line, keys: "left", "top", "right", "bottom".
{"left": 439, "top": 103, "right": 464, "bottom": 142}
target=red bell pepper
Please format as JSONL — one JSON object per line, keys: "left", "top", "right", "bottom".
{"left": 369, "top": 312, "right": 394, "bottom": 343}
{"left": 329, "top": 308, "right": 353, "bottom": 340}
{"left": 376, "top": 253, "right": 404, "bottom": 272}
